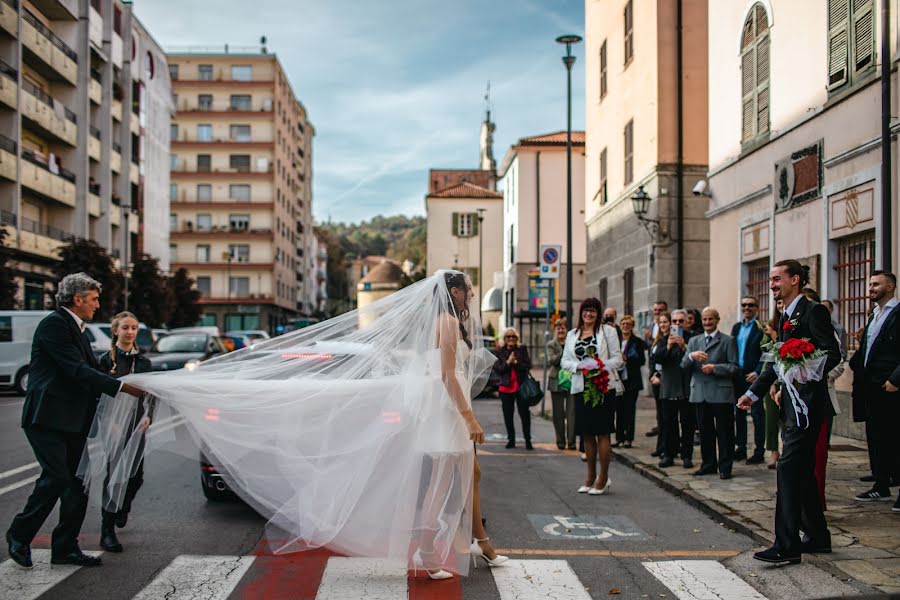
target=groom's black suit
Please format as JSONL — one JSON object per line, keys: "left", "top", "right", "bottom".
{"left": 748, "top": 296, "right": 840, "bottom": 555}
{"left": 9, "top": 308, "right": 122, "bottom": 556}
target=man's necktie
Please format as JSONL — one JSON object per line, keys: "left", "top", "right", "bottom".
{"left": 705, "top": 335, "right": 711, "bottom": 348}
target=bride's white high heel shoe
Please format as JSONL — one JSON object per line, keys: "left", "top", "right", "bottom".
{"left": 470, "top": 537, "right": 509, "bottom": 568}
{"left": 412, "top": 550, "right": 454, "bottom": 580}
{"left": 588, "top": 477, "right": 611, "bottom": 495}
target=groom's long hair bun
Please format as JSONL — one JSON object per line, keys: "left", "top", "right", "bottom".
{"left": 775, "top": 259, "right": 810, "bottom": 288}
{"left": 443, "top": 270, "right": 472, "bottom": 349}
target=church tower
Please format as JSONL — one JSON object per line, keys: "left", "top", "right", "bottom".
{"left": 479, "top": 82, "right": 496, "bottom": 173}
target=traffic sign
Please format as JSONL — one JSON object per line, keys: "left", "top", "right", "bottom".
{"left": 539, "top": 244, "right": 562, "bottom": 279}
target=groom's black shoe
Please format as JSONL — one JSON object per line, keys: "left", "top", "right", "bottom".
{"left": 51, "top": 549, "right": 102, "bottom": 567}
{"left": 753, "top": 547, "right": 801, "bottom": 565}
{"left": 115, "top": 510, "right": 128, "bottom": 529}
{"left": 800, "top": 531, "right": 832, "bottom": 554}
{"left": 100, "top": 526, "right": 123, "bottom": 553}
{"left": 6, "top": 530, "right": 32, "bottom": 569}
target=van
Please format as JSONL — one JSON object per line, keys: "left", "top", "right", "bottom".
{"left": 0, "top": 310, "right": 52, "bottom": 394}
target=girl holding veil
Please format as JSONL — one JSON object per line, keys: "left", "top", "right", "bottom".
{"left": 80, "top": 269, "right": 507, "bottom": 577}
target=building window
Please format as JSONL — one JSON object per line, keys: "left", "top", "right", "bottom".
{"left": 229, "top": 125, "right": 251, "bottom": 142}
{"left": 170, "top": 154, "right": 178, "bottom": 170}
{"left": 169, "top": 244, "right": 177, "bottom": 263}
{"left": 828, "top": 0, "right": 875, "bottom": 90}
{"left": 623, "top": 120, "right": 634, "bottom": 185}
{"left": 197, "top": 124, "right": 212, "bottom": 142}
{"left": 229, "top": 214, "right": 250, "bottom": 231}
{"left": 229, "top": 277, "right": 250, "bottom": 297}
{"left": 599, "top": 277, "right": 608, "bottom": 309}
{"left": 623, "top": 267, "right": 634, "bottom": 316}
{"left": 198, "top": 94, "right": 213, "bottom": 111}
{"left": 196, "top": 185, "right": 212, "bottom": 202}
{"left": 230, "top": 94, "right": 252, "bottom": 110}
{"left": 624, "top": 0, "right": 634, "bottom": 66}
{"left": 145, "top": 53, "right": 155, "bottom": 80}
{"left": 452, "top": 212, "right": 479, "bottom": 238}
{"left": 599, "top": 147, "right": 608, "bottom": 204}
{"left": 745, "top": 258, "right": 771, "bottom": 318}
{"left": 169, "top": 213, "right": 177, "bottom": 231}
{"left": 509, "top": 224, "right": 515, "bottom": 263}
{"left": 229, "top": 184, "right": 251, "bottom": 201}
{"left": 197, "top": 154, "right": 211, "bottom": 172}
{"left": 196, "top": 213, "right": 212, "bottom": 231}
{"left": 599, "top": 40, "right": 608, "bottom": 99}
{"left": 198, "top": 64, "right": 213, "bottom": 81}
{"left": 228, "top": 244, "right": 250, "bottom": 262}
{"left": 196, "top": 244, "right": 210, "bottom": 263}
{"left": 113, "top": 5, "right": 122, "bottom": 34}
{"left": 834, "top": 231, "right": 876, "bottom": 351}
{"left": 231, "top": 65, "right": 252, "bottom": 81}
{"left": 170, "top": 124, "right": 178, "bottom": 141}
{"left": 168, "top": 64, "right": 178, "bottom": 81}
{"left": 196, "top": 276, "right": 211, "bottom": 297}
{"left": 230, "top": 155, "right": 251, "bottom": 172}
{"left": 169, "top": 183, "right": 177, "bottom": 200}
{"left": 741, "top": 3, "right": 770, "bottom": 143}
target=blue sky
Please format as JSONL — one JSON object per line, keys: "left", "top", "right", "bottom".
{"left": 135, "top": 0, "right": 585, "bottom": 224}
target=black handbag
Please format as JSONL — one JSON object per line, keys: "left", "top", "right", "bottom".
{"left": 518, "top": 372, "right": 544, "bottom": 407}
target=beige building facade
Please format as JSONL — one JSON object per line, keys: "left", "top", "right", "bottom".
{"left": 168, "top": 50, "right": 314, "bottom": 333}
{"left": 0, "top": 0, "right": 171, "bottom": 309}
{"left": 706, "top": 0, "right": 899, "bottom": 439}
{"left": 584, "top": 0, "right": 709, "bottom": 328}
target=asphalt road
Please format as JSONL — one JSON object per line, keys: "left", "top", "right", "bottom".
{"left": 0, "top": 391, "right": 871, "bottom": 599}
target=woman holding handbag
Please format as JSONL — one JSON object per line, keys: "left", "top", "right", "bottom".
{"left": 547, "top": 317, "right": 575, "bottom": 450}
{"left": 494, "top": 327, "right": 534, "bottom": 450}
{"left": 561, "top": 298, "right": 624, "bottom": 495}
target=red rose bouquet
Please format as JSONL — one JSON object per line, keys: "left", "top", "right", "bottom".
{"left": 582, "top": 352, "right": 610, "bottom": 408}
{"left": 761, "top": 336, "right": 828, "bottom": 428}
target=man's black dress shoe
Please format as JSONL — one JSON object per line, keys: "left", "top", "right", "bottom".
{"left": 505, "top": 441, "right": 515, "bottom": 449}
{"left": 115, "top": 510, "right": 129, "bottom": 529}
{"left": 745, "top": 454, "right": 765, "bottom": 465}
{"left": 693, "top": 468, "right": 716, "bottom": 476}
{"left": 6, "top": 530, "right": 32, "bottom": 569}
{"left": 525, "top": 441, "right": 534, "bottom": 451}
{"left": 753, "top": 547, "right": 800, "bottom": 565}
{"left": 720, "top": 472, "right": 733, "bottom": 480}
{"left": 100, "top": 528, "right": 123, "bottom": 553}
{"left": 682, "top": 458, "right": 694, "bottom": 469}
{"left": 51, "top": 550, "right": 102, "bottom": 567}
{"left": 658, "top": 456, "right": 674, "bottom": 468}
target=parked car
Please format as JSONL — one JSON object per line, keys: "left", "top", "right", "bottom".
{"left": 169, "top": 326, "right": 221, "bottom": 336}
{"left": 83, "top": 323, "right": 114, "bottom": 360}
{"left": 221, "top": 334, "right": 253, "bottom": 351}
{"left": 225, "top": 329, "right": 270, "bottom": 342}
{"left": 147, "top": 333, "right": 229, "bottom": 371}
{"left": 152, "top": 328, "right": 170, "bottom": 341}
{"left": 0, "top": 310, "right": 52, "bottom": 394}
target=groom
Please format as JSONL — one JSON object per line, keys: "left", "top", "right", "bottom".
{"left": 737, "top": 260, "right": 840, "bottom": 565}
{"left": 6, "top": 273, "right": 146, "bottom": 569}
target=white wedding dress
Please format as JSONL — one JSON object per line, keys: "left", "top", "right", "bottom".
{"left": 78, "top": 271, "right": 495, "bottom": 575}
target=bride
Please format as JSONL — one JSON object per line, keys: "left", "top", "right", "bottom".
{"left": 79, "top": 269, "right": 508, "bottom": 576}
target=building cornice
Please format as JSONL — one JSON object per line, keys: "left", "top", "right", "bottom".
{"left": 704, "top": 185, "right": 772, "bottom": 219}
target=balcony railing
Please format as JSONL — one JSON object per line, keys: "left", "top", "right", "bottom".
{"left": 0, "top": 133, "right": 16, "bottom": 154}
{"left": 89, "top": 125, "right": 100, "bottom": 139}
{"left": 23, "top": 9, "right": 78, "bottom": 62}
{"left": 20, "top": 215, "right": 74, "bottom": 242}
{"left": 90, "top": 67, "right": 102, "bottom": 82}
{"left": 22, "top": 79, "right": 76, "bottom": 123}
{"left": 174, "top": 226, "right": 272, "bottom": 235}
{"left": 112, "top": 141, "right": 121, "bottom": 153}
{"left": 0, "top": 209, "right": 15, "bottom": 226}
{"left": 88, "top": 181, "right": 100, "bottom": 194}
{"left": 21, "top": 149, "right": 76, "bottom": 182}
{"left": 0, "top": 58, "right": 16, "bottom": 81}
{"left": 1, "top": 0, "right": 19, "bottom": 10}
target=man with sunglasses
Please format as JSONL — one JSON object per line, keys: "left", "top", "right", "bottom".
{"left": 731, "top": 296, "right": 765, "bottom": 464}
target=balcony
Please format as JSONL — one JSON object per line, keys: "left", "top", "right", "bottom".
{"left": 171, "top": 260, "right": 274, "bottom": 271}
{"left": 29, "top": 0, "right": 77, "bottom": 20}
{"left": 128, "top": 211, "right": 138, "bottom": 234}
{"left": 16, "top": 215, "right": 74, "bottom": 260}
{"left": 89, "top": 69, "right": 101, "bottom": 104}
{"left": 129, "top": 113, "right": 139, "bottom": 136}
{"left": 170, "top": 200, "right": 274, "bottom": 210}
{"left": 21, "top": 80, "right": 77, "bottom": 146}
{"left": 129, "top": 161, "right": 139, "bottom": 184}
{"left": 110, "top": 143, "right": 121, "bottom": 173}
{"left": 171, "top": 164, "right": 274, "bottom": 179}
{"left": 20, "top": 149, "right": 75, "bottom": 206}
{"left": 111, "top": 95, "right": 122, "bottom": 121}
{"left": 110, "top": 203, "right": 120, "bottom": 226}
{"left": 22, "top": 9, "right": 77, "bottom": 86}
{"left": 87, "top": 126, "right": 100, "bottom": 161}
{"left": 88, "top": 184, "right": 100, "bottom": 217}
{"left": 0, "top": 134, "right": 15, "bottom": 181}
{"left": 0, "top": 59, "right": 15, "bottom": 109}
{"left": 0, "top": 0, "right": 17, "bottom": 38}
{"left": 176, "top": 97, "right": 274, "bottom": 115}
{"left": 170, "top": 225, "right": 273, "bottom": 239}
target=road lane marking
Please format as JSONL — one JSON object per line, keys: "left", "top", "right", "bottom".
{"left": 131, "top": 555, "right": 255, "bottom": 600}
{"left": 0, "top": 549, "right": 102, "bottom": 600}
{"left": 0, "top": 474, "right": 39, "bottom": 497}
{"left": 0, "top": 462, "right": 38, "bottom": 480}
{"left": 643, "top": 560, "right": 768, "bottom": 600}
{"left": 315, "top": 557, "right": 407, "bottom": 599}
{"left": 497, "top": 549, "right": 740, "bottom": 558}
{"left": 490, "top": 559, "right": 591, "bottom": 600}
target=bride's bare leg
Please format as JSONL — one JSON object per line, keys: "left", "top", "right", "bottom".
{"left": 471, "top": 457, "right": 498, "bottom": 560}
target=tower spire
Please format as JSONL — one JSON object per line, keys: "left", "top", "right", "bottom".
{"left": 479, "top": 81, "right": 496, "bottom": 172}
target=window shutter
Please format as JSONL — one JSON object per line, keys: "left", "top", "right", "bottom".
{"left": 756, "top": 35, "right": 770, "bottom": 135}
{"left": 741, "top": 47, "right": 755, "bottom": 141}
{"left": 827, "top": 0, "right": 850, "bottom": 88}
{"left": 452, "top": 212, "right": 459, "bottom": 236}
{"left": 852, "top": 1, "right": 875, "bottom": 74}
{"left": 472, "top": 212, "right": 479, "bottom": 236}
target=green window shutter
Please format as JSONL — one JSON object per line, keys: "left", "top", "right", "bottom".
{"left": 452, "top": 212, "right": 459, "bottom": 237}
{"left": 756, "top": 34, "right": 770, "bottom": 136}
{"left": 741, "top": 46, "right": 756, "bottom": 141}
{"left": 852, "top": 0, "right": 875, "bottom": 75}
{"left": 472, "top": 212, "right": 479, "bottom": 236}
{"left": 827, "top": 0, "right": 850, "bottom": 89}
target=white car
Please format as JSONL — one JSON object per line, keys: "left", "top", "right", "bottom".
{"left": 0, "top": 310, "right": 51, "bottom": 394}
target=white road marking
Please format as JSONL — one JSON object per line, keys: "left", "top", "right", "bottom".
{"left": 0, "top": 549, "right": 102, "bottom": 600}
{"left": 0, "top": 474, "right": 39, "bottom": 497}
{"left": 490, "top": 559, "right": 592, "bottom": 600}
{"left": 131, "top": 555, "right": 255, "bottom": 600}
{"left": 643, "top": 560, "right": 768, "bottom": 600}
{"left": 315, "top": 557, "right": 407, "bottom": 600}
{"left": 0, "top": 462, "right": 38, "bottom": 480}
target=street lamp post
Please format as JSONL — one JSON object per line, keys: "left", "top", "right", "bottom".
{"left": 556, "top": 34, "right": 581, "bottom": 321}
{"left": 476, "top": 208, "right": 485, "bottom": 305}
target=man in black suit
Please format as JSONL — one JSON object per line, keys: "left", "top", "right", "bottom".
{"left": 6, "top": 273, "right": 146, "bottom": 569}
{"left": 738, "top": 260, "right": 841, "bottom": 565}
{"left": 849, "top": 271, "right": 900, "bottom": 509}
{"left": 731, "top": 296, "right": 765, "bottom": 464}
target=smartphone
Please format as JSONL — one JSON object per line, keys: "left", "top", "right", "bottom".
{"left": 671, "top": 324, "right": 683, "bottom": 338}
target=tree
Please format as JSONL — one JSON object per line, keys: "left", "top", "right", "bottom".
{"left": 167, "top": 268, "right": 201, "bottom": 328}
{"left": 127, "top": 254, "right": 173, "bottom": 327}
{"left": 0, "top": 227, "right": 18, "bottom": 309}
{"left": 55, "top": 239, "right": 121, "bottom": 319}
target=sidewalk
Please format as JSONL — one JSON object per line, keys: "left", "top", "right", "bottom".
{"left": 591, "top": 393, "right": 900, "bottom": 594}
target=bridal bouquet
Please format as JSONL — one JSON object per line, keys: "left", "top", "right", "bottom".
{"left": 761, "top": 336, "right": 828, "bottom": 427}
{"left": 581, "top": 352, "right": 610, "bottom": 408}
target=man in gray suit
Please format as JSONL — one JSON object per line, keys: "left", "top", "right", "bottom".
{"left": 682, "top": 307, "right": 739, "bottom": 479}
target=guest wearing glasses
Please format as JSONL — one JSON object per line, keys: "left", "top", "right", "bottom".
{"left": 494, "top": 327, "right": 533, "bottom": 450}
{"left": 651, "top": 310, "right": 695, "bottom": 468}
{"left": 731, "top": 296, "right": 765, "bottom": 464}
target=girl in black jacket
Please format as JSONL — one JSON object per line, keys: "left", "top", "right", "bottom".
{"left": 493, "top": 327, "right": 533, "bottom": 449}
{"left": 615, "top": 315, "right": 645, "bottom": 447}
{"left": 97, "top": 311, "right": 153, "bottom": 553}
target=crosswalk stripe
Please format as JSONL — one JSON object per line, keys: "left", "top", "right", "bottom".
{"left": 0, "top": 474, "right": 39, "bottom": 497}
{"left": 0, "top": 462, "right": 39, "bottom": 481}
{"left": 314, "top": 557, "right": 407, "bottom": 600}
{"left": 0, "top": 549, "right": 102, "bottom": 600}
{"left": 643, "top": 560, "right": 768, "bottom": 600}
{"left": 490, "top": 559, "right": 591, "bottom": 600}
{"left": 131, "top": 555, "right": 255, "bottom": 600}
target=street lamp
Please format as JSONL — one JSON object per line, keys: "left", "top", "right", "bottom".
{"left": 556, "top": 34, "right": 581, "bottom": 322}
{"left": 631, "top": 185, "right": 670, "bottom": 265}
{"left": 476, "top": 208, "right": 485, "bottom": 303}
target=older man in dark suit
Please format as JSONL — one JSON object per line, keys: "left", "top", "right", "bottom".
{"left": 6, "top": 273, "right": 145, "bottom": 569}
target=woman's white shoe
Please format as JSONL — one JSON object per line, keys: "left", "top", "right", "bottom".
{"left": 577, "top": 485, "right": 592, "bottom": 493}
{"left": 425, "top": 569, "right": 454, "bottom": 580}
{"left": 470, "top": 538, "right": 509, "bottom": 568}
{"left": 412, "top": 549, "right": 454, "bottom": 580}
{"left": 588, "top": 477, "right": 611, "bottom": 495}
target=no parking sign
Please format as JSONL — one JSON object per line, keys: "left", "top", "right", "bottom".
{"left": 539, "top": 244, "right": 562, "bottom": 279}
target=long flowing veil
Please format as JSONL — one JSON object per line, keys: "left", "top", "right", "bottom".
{"left": 78, "top": 270, "right": 496, "bottom": 574}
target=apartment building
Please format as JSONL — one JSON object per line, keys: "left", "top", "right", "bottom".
{"left": 0, "top": 0, "right": 172, "bottom": 309}
{"left": 167, "top": 50, "right": 314, "bottom": 333}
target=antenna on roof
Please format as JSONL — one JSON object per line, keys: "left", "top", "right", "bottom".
{"left": 260, "top": 35, "right": 268, "bottom": 54}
